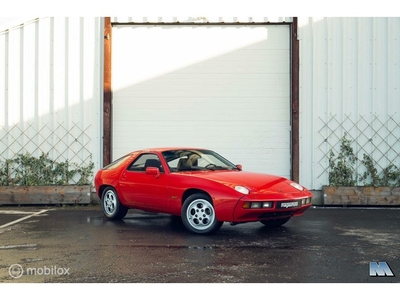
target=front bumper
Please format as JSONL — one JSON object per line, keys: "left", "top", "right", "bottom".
{"left": 232, "top": 196, "right": 312, "bottom": 223}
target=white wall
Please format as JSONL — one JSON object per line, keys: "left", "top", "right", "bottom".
{"left": 0, "top": 17, "right": 103, "bottom": 176}
{"left": 3, "top": 16, "right": 399, "bottom": 189}
{"left": 298, "top": 17, "right": 400, "bottom": 189}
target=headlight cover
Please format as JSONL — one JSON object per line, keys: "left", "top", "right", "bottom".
{"left": 235, "top": 185, "right": 250, "bottom": 195}
{"left": 290, "top": 182, "right": 304, "bottom": 191}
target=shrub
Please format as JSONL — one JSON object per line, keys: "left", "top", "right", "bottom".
{"left": 328, "top": 135, "right": 400, "bottom": 187}
{"left": 328, "top": 135, "right": 357, "bottom": 186}
{"left": 0, "top": 152, "right": 94, "bottom": 186}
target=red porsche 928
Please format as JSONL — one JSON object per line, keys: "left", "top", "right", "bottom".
{"left": 95, "top": 148, "right": 313, "bottom": 234}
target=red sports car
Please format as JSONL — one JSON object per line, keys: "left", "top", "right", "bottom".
{"left": 95, "top": 148, "right": 313, "bottom": 234}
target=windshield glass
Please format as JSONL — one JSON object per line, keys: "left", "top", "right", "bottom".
{"left": 103, "top": 154, "right": 133, "bottom": 170}
{"left": 162, "top": 149, "right": 238, "bottom": 172}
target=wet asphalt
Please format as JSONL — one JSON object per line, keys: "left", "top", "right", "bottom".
{"left": 0, "top": 205, "right": 399, "bottom": 283}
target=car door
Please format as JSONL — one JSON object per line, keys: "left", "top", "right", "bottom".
{"left": 119, "top": 153, "right": 168, "bottom": 210}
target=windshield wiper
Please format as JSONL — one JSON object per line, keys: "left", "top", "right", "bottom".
{"left": 205, "top": 164, "right": 230, "bottom": 171}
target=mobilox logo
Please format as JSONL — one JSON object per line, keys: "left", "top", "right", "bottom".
{"left": 9, "top": 264, "right": 24, "bottom": 279}
{"left": 9, "top": 264, "right": 70, "bottom": 278}
{"left": 369, "top": 262, "right": 395, "bottom": 277}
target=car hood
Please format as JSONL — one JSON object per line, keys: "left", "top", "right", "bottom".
{"left": 180, "top": 170, "right": 307, "bottom": 195}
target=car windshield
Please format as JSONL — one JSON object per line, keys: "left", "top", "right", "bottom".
{"left": 162, "top": 149, "right": 239, "bottom": 172}
{"left": 102, "top": 154, "right": 133, "bottom": 170}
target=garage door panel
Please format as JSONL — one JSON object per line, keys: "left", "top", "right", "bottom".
{"left": 173, "top": 60, "right": 290, "bottom": 75}
{"left": 239, "top": 26, "right": 289, "bottom": 50}
{"left": 121, "top": 73, "right": 290, "bottom": 84}
{"left": 112, "top": 24, "right": 291, "bottom": 178}
{"left": 115, "top": 89, "right": 288, "bottom": 99}
{"left": 113, "top": 119, "right": 291, "bottom": 177}
{"left": 112, "top": 108, "right": 288, "bottom": 120}
{"left": 116, "top": 80, "right": 290, "bottom": 93}
{"left": 222, "top": 51, "right": 290, "bottom": 64}
{"left": 115, "top": 90, "right": 290, "bottom": 100}
{"left": 113, "top": 123, "right": 290, "bottom": 151}
{"left": 113, "top": 97, "right": 289, "bottom": 121}
{"left": 115, "top": 73, "right": 290, "bottom": 98}
{"left": 115, "top": 80, "right": 290, "bottom": 98}
{"left": 172, "top": 50, "right": 290, "bottom": 69}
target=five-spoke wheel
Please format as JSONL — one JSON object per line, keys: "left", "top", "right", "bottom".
{"left": 181, "top": 193, "right": 223, "bottom": 234}
{"left": 101, "top": 187, "right": 128, "bottom": 220}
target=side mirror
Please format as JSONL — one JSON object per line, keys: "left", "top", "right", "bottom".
{"left": 236, "top": 164, "right": 242, "bottom": 171}
{"left": 146, "top": 167, "right": 160, "bottom": 178}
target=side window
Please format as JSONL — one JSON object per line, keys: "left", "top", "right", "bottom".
{"left": 127, "top": 154, "right": 163, "bottom": 172}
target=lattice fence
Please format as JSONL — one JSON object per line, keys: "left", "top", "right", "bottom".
{"left": 317, "top": 113, "right": 400, "bottom": 186}
{"left": 0, "top": 122, "right": 93, "bottom": 185}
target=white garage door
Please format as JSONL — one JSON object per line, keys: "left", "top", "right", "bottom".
{"left": 112, "top": 24, "right": 291, "bottom": 178}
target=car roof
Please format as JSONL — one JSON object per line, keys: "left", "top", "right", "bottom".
{"left": 135, "top": 147, "right": 207, "bottom": 153}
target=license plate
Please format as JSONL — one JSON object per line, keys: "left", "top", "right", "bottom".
{"left": 278, "top": 201, "right": 300, "bottom": 209}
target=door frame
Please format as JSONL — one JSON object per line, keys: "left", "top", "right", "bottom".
{"left": 102, "top": 17, "right": 300, "bottom": 182}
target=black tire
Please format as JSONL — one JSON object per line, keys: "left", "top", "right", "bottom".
{"left": 260, "top": 217, "right": 291, "bottom": 227}
{"left": 101, "top": 187, "right": 128, "bottom": 220}
{"left": 181, "top": 193, "right": 223, "bottom": 234}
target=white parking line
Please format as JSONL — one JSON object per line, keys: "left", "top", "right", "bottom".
{"left": 0, "top": 209, "right": 49, "bottom": 229}
{"left": 0, "top": 244, "right": 37, "bottom": 249}
{"left": 0, "top": 210, "right": 38, "bottom": 215}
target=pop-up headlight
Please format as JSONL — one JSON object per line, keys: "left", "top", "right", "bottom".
{"left": 235, "top": 186, "right": 250, "bottom": 195}
{"left": 290, "top": 182, "right": 304, "bottom": 191}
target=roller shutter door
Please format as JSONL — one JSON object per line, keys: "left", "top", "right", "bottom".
{"left": 112, "top": 24, "right": 291, "bottom": 177}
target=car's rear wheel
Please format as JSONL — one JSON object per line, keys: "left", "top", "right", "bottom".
{"left": 181, "top": 193, "right": 223, "bottom": 234}
{"left": 101, "top": 187, "right": 128, "bottom": 220}
{"left": 260, "top": 217, "right": 291, "bottom": 227}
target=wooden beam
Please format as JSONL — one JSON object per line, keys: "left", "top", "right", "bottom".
{"left": 291, "top": 17, "right": 300, "bottom": 183}
{"left": 103, "top": 17, "right": 112, "bottom": 167}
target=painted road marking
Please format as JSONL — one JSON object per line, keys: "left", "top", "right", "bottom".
{"left": 0, "top": 209, "right": 49, "bottom": 229}
{"left": 0, "top": 210, "right": 40, "bottom": 215}
{"left": 0, "top": 244, "right": 37, "bottom": 249}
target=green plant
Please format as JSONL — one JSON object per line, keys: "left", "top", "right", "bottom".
{"left": 328, "top": 135, "right": 357, "bottom": 186}
{"left": 0, "top": 152, "right": 94, "bottom": 186}
{"left": 0, "top": 159, "right": 13, "bottom": 186}
{"left": 360, "top": 154, "right": 400, "bottom": 187}
{"left": 328, "top": 135, "right": 400, "bottom": 187}
{"left": 359, "top": 153, "right": 379, "bottom": 186}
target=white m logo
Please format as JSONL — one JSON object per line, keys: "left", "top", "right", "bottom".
{"left": 369, "top": 262, "right": 395, "bottom": 277}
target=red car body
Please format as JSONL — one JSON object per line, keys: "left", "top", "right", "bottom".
{"left": 95, "top": 148, "right": 313, "bottom": 234}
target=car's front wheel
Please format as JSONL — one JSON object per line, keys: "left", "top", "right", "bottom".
{"left": 101, "top": 187, "right": 128, "bottom": 220}
{"left": 181, "top": 193, "right": 223, "bottom": 234}
{"left": 260, "top": 217, "right": 291, "bottom": 227}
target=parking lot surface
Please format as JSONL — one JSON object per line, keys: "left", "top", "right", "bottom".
{"left": 0, "top": 205, "right": 399, "bottom": 283}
